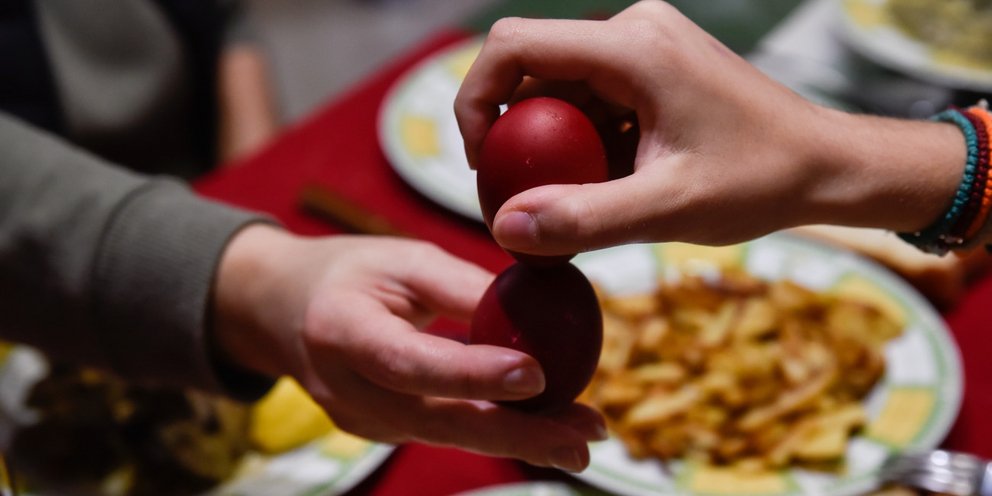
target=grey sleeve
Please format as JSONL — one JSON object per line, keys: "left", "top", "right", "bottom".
{"left": 0, "top": 112, "right": 272, "bottom": 399}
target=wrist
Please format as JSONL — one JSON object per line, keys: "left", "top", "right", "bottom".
{"left": 800, "top": 106, "right": 965, "bottom": 232}
{"left": 211, "top": 223, "right": 301, "bottom": 380}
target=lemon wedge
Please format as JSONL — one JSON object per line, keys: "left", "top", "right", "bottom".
{"left": 249, "top": 377, "right": 334, "bottom": 453}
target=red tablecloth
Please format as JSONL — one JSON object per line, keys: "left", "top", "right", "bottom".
{"left": 194, "top": 29, "right": 992, "bottom": 496}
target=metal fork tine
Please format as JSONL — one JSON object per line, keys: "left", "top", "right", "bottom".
{"left": 879, "top": 450, "right": 990, "bottom": 496}
{"left": 880, "top": 455, "right": 932, "bottom": 476}
{"left": 904, "top": 472, "right": 963, "bottom": 495}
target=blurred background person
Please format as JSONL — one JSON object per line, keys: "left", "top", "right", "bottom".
{"left": 1, "top": 0, "right": 280, "bottom": 177}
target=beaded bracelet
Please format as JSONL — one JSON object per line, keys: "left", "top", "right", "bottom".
{"left": 898, "top": 107, "right": 981, "bottom": 255}
{"left": 947, "top": 109, "right": 990, "bottom": 241}
{"left": 965, "top": 105, "right": 992, "bottom": 241}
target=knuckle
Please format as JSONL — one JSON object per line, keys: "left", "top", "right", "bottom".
{"left": 411, "top": 414, "right": 450, "bottom": 444}
{"left": 331, "top": 413, "right": 364, "bottom": 436}
{"left": 629, "top": 18, "right": 667, "bottom": 49}
{"left": 619, "top": 1, "right": 681, "bottom": 44}
{"left": 453, "top": 93, "right": 471, "bottom": 123}
{"left": 557, "top": 191, "right": 601, "bottom": 240}
{"left": 399, "top": 237, "right": 434, "bottom": 255}
{"left": 364, "top": 342, "right": 411, "bottom": 389}
{"left": 486, "top": 17, "right": 527, "bottom": 48}
{"left": 639, "top": 0, "right": 678, "bottom": 17}
{"left": 300, "top": 311, "right": 332, "bottom": 350}
{"left": 578, "top": 198, "right": 603, "bottom": 238}
{"left": 403, "top": 240, "right": 444, "bottom": 268}
{"left": 333, "top": 413, "right": 407, "bottom": 444}
{"left": 449, "top": 365, "right": 482, "bottom": 398}
{"left": 623, "top": 0, "right": 672, "bottom": 21}
{"left": 412, "top": 238, "right": 442, "bottom": 256}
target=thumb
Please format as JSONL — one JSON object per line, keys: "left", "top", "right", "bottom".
{"left": 491, "top": 170, "right": 677, "bottom": 255}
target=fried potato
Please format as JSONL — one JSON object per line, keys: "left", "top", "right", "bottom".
{"left": 585, "top": 269, "right": 901, "bottom": 472}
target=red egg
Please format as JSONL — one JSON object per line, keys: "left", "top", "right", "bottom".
{"left": 476, "top": 97, "right": 609, "bottom": 266}
{"left": 470, "top": 262, "right": 603, "bottom": 412}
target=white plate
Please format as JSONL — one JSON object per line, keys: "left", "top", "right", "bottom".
{"left": 452, "top": 482, "right": 592, "bottom": 496}
{"left": 378, "top": 36, "right": 486, "bottom": 222}
{"left": 209, "top": 435, "right": 392, "bottom": 496}
{"left": 836, "top": 0, "right": 992, "bottom": 92}
{"left": 0, "top": 348, "right": 393, "bottom": 496}
{"left": 570, "top": 233, "right": 962, "bottom": 496}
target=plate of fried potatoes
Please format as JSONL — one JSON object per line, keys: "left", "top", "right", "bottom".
{"left": 570, "top": 233, "right": 962, "bottom": 496}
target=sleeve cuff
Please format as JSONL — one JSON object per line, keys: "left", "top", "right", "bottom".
{"left": 92, "top": 177, "right": 274, "bottom": 401}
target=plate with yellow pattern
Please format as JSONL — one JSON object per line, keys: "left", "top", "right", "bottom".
{"left": 378, "top": 36, "right": 486, "bottom": 221}
{"left": 451, "top": 481, "right": 601, "bottom": 496}
{"left": 570, "top": 233, "right": 962, "bottom": 496}
{"left": 837, "top": 0, "right": 992, "bottom": 92}
{"left": 209, "top": 377, "right": 394, "bottom": 496}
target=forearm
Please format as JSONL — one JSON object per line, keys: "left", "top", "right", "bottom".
{"left": 802, "top": 106, "right": 966, "bottom": 234}
{"left": 216, "top": 44, "right": 280, "bottom": 163}
{"left": 0, "top": 112, "right": 269, "bottom": 397}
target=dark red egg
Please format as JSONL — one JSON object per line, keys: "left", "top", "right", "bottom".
{"left": 470, "top": 262, "right": 603, "bottom": 412}
{"left": 476, "top": 97, "right": 609, "bottom": 266}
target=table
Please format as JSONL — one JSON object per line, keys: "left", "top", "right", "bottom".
{"left": 194, "top": 2, "right": 992, "bottom": 494}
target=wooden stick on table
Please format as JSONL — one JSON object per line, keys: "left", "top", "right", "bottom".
{"left": 297, "top": 183, "right": 410, "bottom": 237}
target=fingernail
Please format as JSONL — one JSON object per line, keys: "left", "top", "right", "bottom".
{"left": 565, "top": 418, "right": 608, "bottom": 441}
{"left": 502, "top": 365, "right": 545, "bottom": 395}
{"left": 494, "top": 211, "right": 538, "bottom": 246}
{"left": 588, "top": 421, "right": 608, "bottom": 441}
{"left": 549, "top": 446, "right": 584, "bottom": 472}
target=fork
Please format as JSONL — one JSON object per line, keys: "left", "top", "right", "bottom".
{"left": 879, "top": 450, "right": 992, "bottom": 496}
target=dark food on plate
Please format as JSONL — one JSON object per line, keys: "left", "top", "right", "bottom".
{"left": 9, "top": 364, "right": 250, "bottom": 496}
{"left": 581, "top": 269, "right": 902, "bottom": 471}
{"left": 887, "top": 0, "right": 992, "bottom": 66}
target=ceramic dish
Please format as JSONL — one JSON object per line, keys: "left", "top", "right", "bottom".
{"left": 452, "top": 481, "right": 595, "bottom": 496}
{"left": 378, "top": 36, "right": 486, "bottom": 222}
{"left": 570, "top": 234, "right": 962, "bottom": 496}
{"left": 836, "top": 0, "right": 992, "bottom": 92}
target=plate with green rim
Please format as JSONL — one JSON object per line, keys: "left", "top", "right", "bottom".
{"left": 378, "top": 36, "right": 486, "bottom": 222}
{"left": 207, "top": 433, "right": 393, "bottom": 496}
{"left": 569, "top": 233, "right": 962, "bottom": 496}
{"left": 452, "top": 481, "right": 610, "bottom": 496}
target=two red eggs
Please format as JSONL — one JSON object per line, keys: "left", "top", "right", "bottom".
{"left": 470, "top": 97, "right": 609, "bottom": 412}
